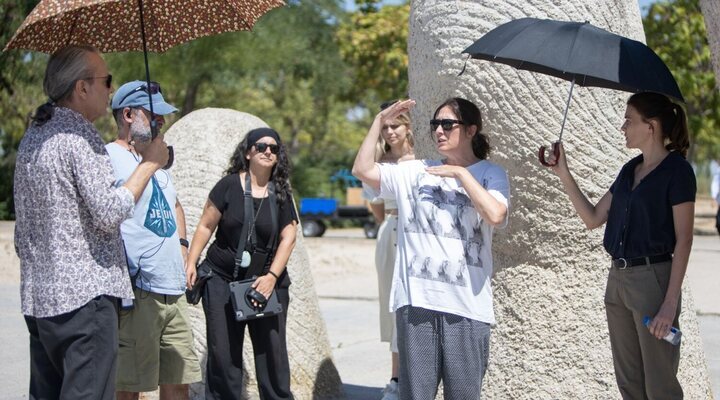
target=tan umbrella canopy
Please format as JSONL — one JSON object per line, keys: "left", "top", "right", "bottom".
{"left": 4, "top": 0, "right": 284, "bottom": 162}
{"left": 4, "top": 0, "right": 285, "bottom": 54}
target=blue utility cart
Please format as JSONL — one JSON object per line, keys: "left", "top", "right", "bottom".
{"left": 298, "top": 170, "right": 378, "bottom": 238}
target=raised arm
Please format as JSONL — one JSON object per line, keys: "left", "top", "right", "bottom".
{"left": 547, "top": 143, "right": 611, "bottom": 229}
{"left": 353, "top": 99, "right": 416, "bottom": 191}
{"left": 123, "top": 137, "right": 169, "bottom": 201}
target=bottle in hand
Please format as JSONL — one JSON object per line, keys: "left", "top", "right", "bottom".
{"left": 643, "top": 316, "right": 682, "bottom": 346}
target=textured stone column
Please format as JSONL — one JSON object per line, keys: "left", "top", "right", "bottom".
{"left": 408, "top": 1, "right": 713, "bottom": 398}
{"left": 700, "top": 0, "right": 720, "bottom": 88}
{"left": 165, "top": 108, "right": 343, "bottom": 399}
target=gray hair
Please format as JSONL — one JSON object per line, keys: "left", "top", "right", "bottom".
{"left": 44, "top": 45, "right": 98, "bottom": 103}
{"left": 33, "top": 45, "right": 98, "bottom": 126}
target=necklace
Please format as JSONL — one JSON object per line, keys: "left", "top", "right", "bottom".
{"left": 246, "top": 182, "right": 269, "bottom": 245}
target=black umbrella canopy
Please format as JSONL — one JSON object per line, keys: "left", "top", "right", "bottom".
{"left": 463, "top": 17, "right": 684, "bottom": 103}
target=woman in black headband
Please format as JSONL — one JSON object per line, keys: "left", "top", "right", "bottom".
{"left": 186, "top": 127, "right": 297, "bottom": 399}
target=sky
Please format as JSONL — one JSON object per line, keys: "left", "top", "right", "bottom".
{"left": 344, "top": 0, "right": 659, "bottom": 13}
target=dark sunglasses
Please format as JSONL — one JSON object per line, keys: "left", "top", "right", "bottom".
{"left": 430, "top": 119, "right": 464, "bottom": 131}
{"left": 254, "top": 142, "right": 280, "bottom": 154}
{"left": 84, "top": 74, "right": 113, "bottom": 89}
{"left": 118, "top": 81, "right": 162, "bottom": 106}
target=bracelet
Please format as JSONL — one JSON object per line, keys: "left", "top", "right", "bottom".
{"left": 179, "top": 238, "right": 189, "bottom": 248}
{"left": 267, "top": 270, "right": 280, "bottom": 280}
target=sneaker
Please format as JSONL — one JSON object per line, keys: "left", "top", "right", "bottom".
{"left": 380, "top": 380, "right": 399, "bottom": 400}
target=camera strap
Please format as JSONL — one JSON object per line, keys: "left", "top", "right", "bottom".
{"left": 233, "top": 173, "right": 278, "bottom": 281}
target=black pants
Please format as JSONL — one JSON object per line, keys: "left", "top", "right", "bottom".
{"left": 202, "top": 274, "right": 293, "bottom": 400}
{"left": 24, "top": 295, "right": 118, "bottom": 400}
{"left": 716, "top": 206, "right": 720, "bottom": 236}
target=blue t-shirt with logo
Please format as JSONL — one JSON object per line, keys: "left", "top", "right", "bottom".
{"left": 106, "top": 142, "right": 186, "bottom": 295}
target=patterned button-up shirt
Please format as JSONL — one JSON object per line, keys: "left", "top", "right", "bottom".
{"left": 14, "top": 107, "right": 135, "bottom": 318}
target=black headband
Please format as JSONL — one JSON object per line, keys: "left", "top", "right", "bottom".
{"left": 246, "top": 127, "right": 281, "bottom": 148}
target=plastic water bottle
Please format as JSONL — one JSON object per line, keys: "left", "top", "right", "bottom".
{"left": 643, "top": 316, "right": 682, "bottom": 346}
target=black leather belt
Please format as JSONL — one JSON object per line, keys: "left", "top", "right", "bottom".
{"left": 611, "top": 254, "right": 673, "bottom": 269}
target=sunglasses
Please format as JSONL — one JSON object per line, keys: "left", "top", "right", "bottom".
{"left": 430, "top": 119, "right": 464, "bottom": 132}
{"left": 84, "top": 74, "right": 113, "bottom": 89}
{"left": 118, "top": 81, "right": 162, "bottom": 106}
{"left": 254, "top": 142, "right": 280, "bottom": 154}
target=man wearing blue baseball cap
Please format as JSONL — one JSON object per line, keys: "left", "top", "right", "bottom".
{"left": 106, "top": 80, "right": 201, "bottom": 400}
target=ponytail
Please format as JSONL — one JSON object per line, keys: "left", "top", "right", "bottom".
{"left": 627, "top": 92, "right": 689, "bottom": 157}
{"left": 665, "top": 103, "right": 689, "bottom": 156}
{"left": 31, "top": 100, "right": 56, "bottom": 127}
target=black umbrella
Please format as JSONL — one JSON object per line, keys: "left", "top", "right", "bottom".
{"left": 462, "top": 17, "right": 684, "bottom": 165}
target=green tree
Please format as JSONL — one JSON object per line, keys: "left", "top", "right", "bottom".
{"left": 0, "top": 0, "right": 43, "bottom": 219}
{"left": 643, "top": 0, "right": 720, "bottom": 163}
{"left": 0, "top": 0, "right": 389, "bottom": 216}
{"left": 337, "top": 0, "right": 409, "bottom": 108}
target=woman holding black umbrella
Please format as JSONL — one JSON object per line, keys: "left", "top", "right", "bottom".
{"left": 545, "top": 92, "right": 694, "bottom": 399}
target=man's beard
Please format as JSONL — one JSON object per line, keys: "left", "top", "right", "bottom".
{"left": 130, "top": 117, "right": 152, "bottom": 144}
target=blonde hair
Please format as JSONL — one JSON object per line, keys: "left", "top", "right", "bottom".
{"left": 376, "top": 112, "right": 414, "bottom": 161}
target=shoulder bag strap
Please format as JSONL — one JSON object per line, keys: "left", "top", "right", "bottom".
{"left": 245, "top": 181, "right": 279, "bottom": 278}
{"left": 232, "top": 173, "right": 254, "bottom": 281}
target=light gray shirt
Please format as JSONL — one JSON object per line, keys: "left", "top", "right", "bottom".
{"left": 14, "top": 106, "right": 135, "bottom": 318}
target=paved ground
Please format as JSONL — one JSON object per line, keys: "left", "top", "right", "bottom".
{"left": 318, "top": 231, "right": 720, "bottom": 399}
{"left": 0, "top": 229, "right": 718, "bottom": 399}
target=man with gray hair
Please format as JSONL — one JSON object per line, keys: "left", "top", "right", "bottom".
{"left": 14, "top": 46, "right": 169, "bottom": 399}
{"left": 107, "top": 80, "right": 201, "bottom": 400}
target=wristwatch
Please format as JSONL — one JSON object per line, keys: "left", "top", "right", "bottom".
{"left": 179, "top": 238, "right": 189, "bottom": 248}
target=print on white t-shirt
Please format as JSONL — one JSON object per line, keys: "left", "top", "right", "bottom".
{"left": 379, "top": 159, "right": 510, "bottom": 324}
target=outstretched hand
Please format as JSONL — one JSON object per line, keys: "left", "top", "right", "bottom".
{"left": 425, "top": 164, "right": 466, "bottom": 179}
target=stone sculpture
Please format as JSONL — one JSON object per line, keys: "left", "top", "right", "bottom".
{"left": 407, "top": 1, "right": 713, "bottom": 398}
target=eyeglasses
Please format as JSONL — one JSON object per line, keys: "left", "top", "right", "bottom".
{"left": 430, "top": 119, "right": 464, "bottom": 131}
{"left": 118, "top": 81, "right": 162, "bottom": 106}
{"left": 84, "top": 74, "right": 113, "bottom": 89}
{"left": 254, "top": 142, "right": 280, "bottom": 154}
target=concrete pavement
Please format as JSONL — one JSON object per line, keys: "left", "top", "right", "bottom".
{"left": 317, "top": 231, "right": 720, "bottom": 399}
{"left": 0, "top": 231, "right": 717, "bottom": 399}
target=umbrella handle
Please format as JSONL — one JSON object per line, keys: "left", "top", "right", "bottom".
{"left": 538, "top": 142, "right": 560, "bottom": 167}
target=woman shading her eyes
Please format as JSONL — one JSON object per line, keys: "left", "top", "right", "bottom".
{"left": 353, "top": 97, "right": 510, "bottom": 399}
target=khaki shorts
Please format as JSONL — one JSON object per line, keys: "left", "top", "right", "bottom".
{"left": 116, "top": 288, "right": 202, "bottom": 392}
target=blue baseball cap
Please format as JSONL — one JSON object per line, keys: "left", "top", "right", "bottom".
{"left": 111, "top": 80, "right": 178, "bottom": 115}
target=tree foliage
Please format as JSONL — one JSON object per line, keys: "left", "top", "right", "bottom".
{"left": 336, "top": 0, "right": 409, "bottom": 107}
{"left": 0, "top": 0, "right": 368, "bottom": 213}
{"left": 0, "top": 0, "right": 42, "bottom": 219}
{"left": 643, "top": 0, "right": 720, "bottom": 162}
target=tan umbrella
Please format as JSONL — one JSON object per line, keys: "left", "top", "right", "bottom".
{"left": 4, "top": 0, "right": 284, "bottom": 166}
{"left": 3, "top": 0, "right": 285, "bottom": 54}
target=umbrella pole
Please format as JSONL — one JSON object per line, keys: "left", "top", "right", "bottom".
{"left": 558, "top": 77, "right": 575, "bottom": 142}
{"left": 138, "top": 0, "right": 157, "bottom": 139}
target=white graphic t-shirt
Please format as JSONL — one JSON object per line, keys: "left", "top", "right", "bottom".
{"left": 378, "top": 159, "right": 510, "bottom": 323}
{"left": 106, "top": 143, "right": 186, "bottom": 295}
